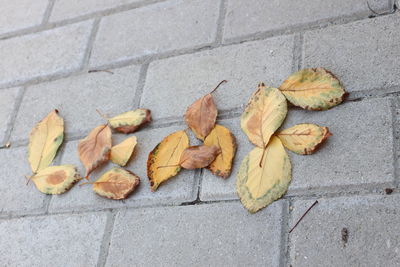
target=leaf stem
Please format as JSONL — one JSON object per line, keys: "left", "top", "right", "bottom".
{"left": 96, "top": 109, "right": 109, "bottom": 121}
{"left": 157, "top": 164, "right": 180, "bottom": 169}
{"left": 209, "top": 80, "right": 227, "bottom": 94}
{"left": 289, "top": 200, "right": 319, "bottom": 233}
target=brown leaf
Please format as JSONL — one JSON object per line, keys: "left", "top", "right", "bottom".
{"left": 179, "top": 145, "right": 221, "bottom": 169}
{"left": 78, "top": 124, "right": 112, "bottom": 179}
{"left": 184, "top": 80, "right": 227, "bottom": 140}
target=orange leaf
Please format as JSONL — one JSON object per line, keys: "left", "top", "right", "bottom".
{"left": 179, "top": 145, "right": 221, "bottom": 170}
{"left": 78, "top": 124, "right": 112, "bottom": 179}
{"left": 185, "top": 80, "right": 226, "bottom": 140}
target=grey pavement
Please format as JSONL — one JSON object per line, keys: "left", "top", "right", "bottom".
{"left": 0, "top": 0, "right": 399, "bottom": 266}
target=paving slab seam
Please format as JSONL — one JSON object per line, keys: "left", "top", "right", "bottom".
{"left": 2, "top": 189, "right": 399, "bottom": 222}
{"left": 391, "top": 96, "right": 400, "bottom": 188}
{"left": 0, "top": 0, "right": 169, "bottom": 41}
{"left": 214, "top": 0, "right": 227, "bottom": 46}
{"left": 41, "top": 0, "right": 56, "bottom": 25}
{"left": 278, "top": 200, "right": 290, "bottom": 267}
{"left": 291, "top": 33, "right": 303, "bottom": 74}
{"left": 0, "top": 11, "right": 398, "bottom": 92}
{"left": 133, "top": 64, "right": 150, "bottom": 109}
{"left": 97, "top": 210, "right": 118, "bottom": 267}
{"left": 222, "top": 9, "right": 393, "bottom": 46}
{"left": 285, "top": 198, "right": 294, "bottom": 267}
{"left": 81, "top": 18, "right": 101, "bottom": 71}
{"left": 1, "top": 87, "right": 25, "bottom": 147}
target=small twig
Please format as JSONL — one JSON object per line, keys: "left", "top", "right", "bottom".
{"left": 289, "top": 200, "right": 319, "bottom": 233}
{"left": 88, "top": 69, "right": 114, "bottom": 74}
{"left": 209, "top": 80, "right": 227, "bottom": 94}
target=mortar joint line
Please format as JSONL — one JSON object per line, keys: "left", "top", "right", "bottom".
{"left": 3, "top": 86, "right": 26, "bottom": 146}
{"left": 278, "top": 199, "right": 290, "bottom": 267}
{"left": 81, "top": 18, "right": 101, "bottom": 71}
{"left": 214, "top": 0, "right": 227, "bottom": 46}
{"left": 133, "top": 63, "right": 150, "bottom": 109}
{"left": 41, "top": 0, "right": 56, "bottom": 25}
{"left": 97, "top": 210, "right": 118, "bottom": 267}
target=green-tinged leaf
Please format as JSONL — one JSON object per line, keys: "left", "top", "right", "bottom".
{"left": 31, "top": 165, "right": 81, "bottom": 194}
{"left": 236, "top": 136, "right": 291, "bottom": 213}
{"left": 279, "top": 68, "right": 346, "bottom": 110}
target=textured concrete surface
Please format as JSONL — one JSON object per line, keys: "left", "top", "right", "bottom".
{"left": 0, "top": 0, "right": 398, "bottom": 266}
{"left": 107, "top": 201, "right": 284, "bottom": 266}
{"left": 0, "top": 87, "right": 21, "bottom": 146}
{"left": 0, "top": 0, "right": 48, "bottom": 35}
{"left": 12, "top": 65, "right": 140, "bottom": 142}
{"left": 289, "top": 195, "right": 400, "bottom": 266}
{"left": 50, "top": 0, "right": 142, "bottom": 22}
{"left": 0, "top": 21, "right": 93, "bottom": 87}
{"left": 90, "top": 0, "right": 220, "bottom": 67}
{"left": 223, "top": 0, "right": 389, "bottom": 42}
{"left": 303, "top": 13, "right": 400, "bottom": 92}
{"left": 142, "top": 36, "right": 294, "bottom": 120}
{"left": 0, "top": 212, "right": 107, "bottom": 266}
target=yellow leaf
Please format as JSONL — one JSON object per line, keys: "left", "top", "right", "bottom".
{"left": 204, "top": 125, "right": 237, "bottom": 178}
{"left": 28, "top": 110, "right": 64, "bottom": 173}
{"left": 236, "top": 136, "right": 291, "bottom": 213}
{"left": 78, "top": 125, "right": 112, "bottom": 178}
{"left": 93, "top": 167, "right": 140, "bottom": 200}
{"left": 147, "top": 130, "right": 189, "bottom": 191}
{"left": 108, "top": 109, "right": 151, "bottom": 134}
{"left": 110, "top": 136, "right": 137, "bottom": 166}
{"left": 31, "top": 165, "right": 81, "bottom": 195}
{"left": 277, "top": 123, "right": 332, "bottom": 155}
{"left": 241, "top": 83, "right": 287, "bottom": 148}
{"left": 279, "top": 68, "right": 346, "bottom": 110}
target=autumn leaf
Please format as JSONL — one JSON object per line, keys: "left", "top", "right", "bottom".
{"left": 147, "top": 130, "right": 189, "bottom": 191}
{"left": 78, "top": 124, "right": 112, "bottom": 179}
{"left": 93, "top": 167, "right": 140, "bottom": 200}
{"left": 108, "top": 109, "right": 151, "bottom": 134}
{"left": 28, "top": 110, "right": 64, "bottom": 174}
{"left": 241, "top": 83, "right": 287, "bottom": 148}
{"left": 110, "top": 136, "right": 137, "bottom": 166}
{"left": 179, "top": 145, "right": 221, "bottom": 170}
{"left": 236, "top": 136, "right": 292, "bottom": 213}
{"left": 185, "top": 80, "right": 227, "bottom": 140}
{"left": 31, "top": 165, "right": 81, "bottom": 195}
{"left": 204, "top": 125, "right": 237, "bottom": 178}
{"left": 279, "top": 68, "right": 346, "bottom": 110}
{"left": 277, "top": 123, "right": 331, "bottom": 155}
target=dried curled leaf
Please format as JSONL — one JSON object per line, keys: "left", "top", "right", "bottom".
{"left": 179, "top": 145, "right": 221, "bottom": 170}
{"left": 147, "top": 130, "right": 189, "bottom": 191}
{"left": 110, "top": 136, "right": 137, "bottom": 166}
{"left": 78, "top": 125, "right": 112, "bottom": 178}
{"left": 204, "top": 125, "right": 237, "bottom": 178}
{"left": 31, "top": 165, "right": 81, "bottom": 195}
{"left": 28, "top": 110, "right": 64, "bottom": 173}
{"left": 185, "top": 81, "right": 226, "bottom": 140}
{"left": 279, "top": 68, "right": 346, "bottom": 110}
{"left": 237, "top": 136, "right": 291, "bottom": 213}
{"left": 108, "top": 109, "right": 151, "bottom": 134}
{"left": 93, "top": 167, "right": 140, "bottom": 200}
{"left": 241, "top": 83, "right": 287, "bottom": 148}
{"left": 277, "top": 123, "right": 332, "bottom": 155}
